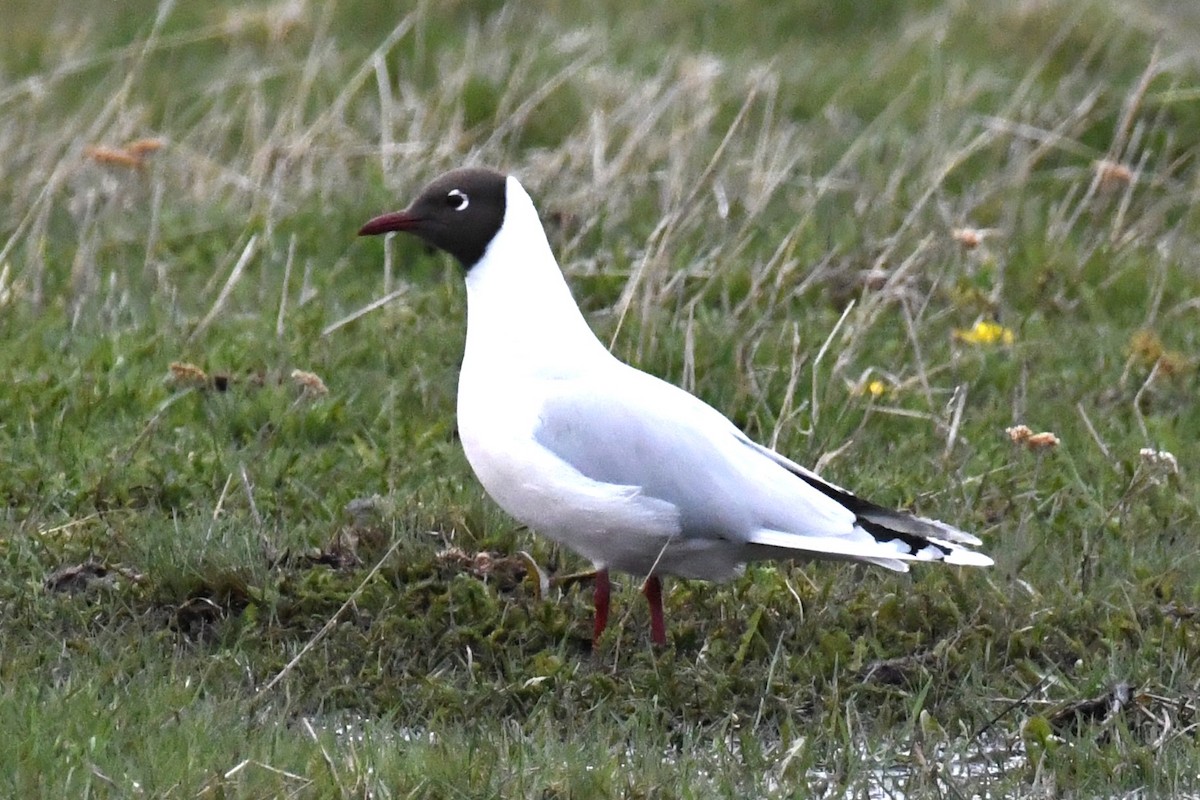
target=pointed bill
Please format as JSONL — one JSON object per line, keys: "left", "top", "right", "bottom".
{"left": 358, "top": 210, "right": 422, "bottom": 236}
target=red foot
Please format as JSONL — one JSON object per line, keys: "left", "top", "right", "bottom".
{"left": 592, "top": 568, "right": 610, "bottom": 648}
{"left": 642, "top": 575, "right": 666, "bottom": 646}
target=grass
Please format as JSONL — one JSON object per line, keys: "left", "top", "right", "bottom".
{"left": 2, "top": 0, "right": 1200, "bottom": 796}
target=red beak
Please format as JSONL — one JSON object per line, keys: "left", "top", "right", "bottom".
{"left": 358, "top": 210, "right": 422, "bottom": 236}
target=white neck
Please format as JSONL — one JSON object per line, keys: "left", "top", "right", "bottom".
{"left": 461, "top": 176, "right": 612, "bottom": 379}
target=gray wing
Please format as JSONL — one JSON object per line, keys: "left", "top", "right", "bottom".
{"left": 531, "top": 369, "right": 993, "bottom": 569}
{"left": 531, "top": 373, "right": 856, "bottom": 544}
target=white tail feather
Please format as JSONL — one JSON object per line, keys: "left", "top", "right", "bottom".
{"left": 747, "top": 527, "right": 993, "bottom": 569}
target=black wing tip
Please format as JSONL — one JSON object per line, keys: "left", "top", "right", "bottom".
{"left": 857, "top": 518, "right": 950, "bottom": 558}
{"left": 791, "top": 463, "right": 989, "bottom": 562}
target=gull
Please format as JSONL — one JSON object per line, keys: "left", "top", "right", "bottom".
{"left": 359, "top": 167, "right": 993, "bottom": 647}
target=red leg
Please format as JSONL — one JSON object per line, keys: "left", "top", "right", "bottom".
{"left": 592, "top": 568, "right": 611, "bottom": 648}
{"left": 642, "top": 575, "right": 666, "bottom": 646}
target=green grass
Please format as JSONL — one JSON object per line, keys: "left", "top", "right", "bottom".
{"left": 3, "top": 0, "right": 1200, "bottom": 796}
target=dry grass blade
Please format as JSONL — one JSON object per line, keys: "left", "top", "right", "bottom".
{"left": 321, "top": 286, "right": 408, "bottom": 337}
{"left": 190, "top": 234, "right": 260, "bottom": 342}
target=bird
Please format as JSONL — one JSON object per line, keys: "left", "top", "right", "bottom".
{"left": 358, "top": 167, "right": 993, "bottom": 648}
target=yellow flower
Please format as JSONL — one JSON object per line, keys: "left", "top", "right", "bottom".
{"left": 954, "top": 320, "right": 1014, "bottom": 346}
{"left": 849, "top": 376, "right": 892, "bottom": 398}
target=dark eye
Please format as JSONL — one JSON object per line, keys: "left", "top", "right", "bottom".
{"left": 446, "top": 189, "right": 469, "bottom": 211}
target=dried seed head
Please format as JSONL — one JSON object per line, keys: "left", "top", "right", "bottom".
{"left": 125, "top": 138, "right": 165, "bottom": 155}
{"left": 952, "top": 227, "right": 984, "bottom": 249}
{"left": 1095, "top": 159, "right": 1133, "bottom": 190}
{"left": 1006, "top": 425, "right": 1033, "bottom": 444}
{"left": 1127, "top": 330, "right": 1192, "bottom": 378}
{"left": 168, "top": 361, "right": 209, "bottom": 386}
{"left": 85, "top": 145, "right": 144, "bottom": 170}
{"left": 1128, "top": 329, "right": 1164, "bottom": 364}
{"left": 1007, "top": 425, "right": 1059, "bottom": 451}
{"left": 290, "top": 369, "right": 328, "bottom": 396}
{"left": 85, "top": 138, "right": 163, "bottom": 170}
{"left": 1139, "top": 448, "right": 1179, "bottom": 475}
{"left": 1025, "top": 432, "right": 1061, "bottom": 450}
{"left": 472, "top": 552, "right": 495, "bottom": 574}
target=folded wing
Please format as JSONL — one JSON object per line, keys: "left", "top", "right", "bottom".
{"left": 532, "top": 367, "right": 992, "bottom": 573}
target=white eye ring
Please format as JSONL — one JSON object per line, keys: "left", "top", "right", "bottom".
{"left": 447, "top": 189, "right": 469, "bottom": 211}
